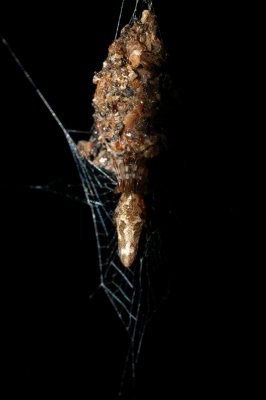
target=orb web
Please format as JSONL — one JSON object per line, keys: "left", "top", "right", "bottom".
{"left": 64, "top": 128, "right": 163, "bottom": 384}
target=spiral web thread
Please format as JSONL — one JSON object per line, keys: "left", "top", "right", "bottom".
{"left": 65, "top": 139, "right": 162, "bottom": 384}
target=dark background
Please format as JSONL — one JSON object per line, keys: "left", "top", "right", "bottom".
{"left": 0, "top": 1, "right": 263, "bottom": 398}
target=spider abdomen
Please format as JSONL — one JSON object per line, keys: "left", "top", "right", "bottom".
{"left": 114, "top": 193, "right": 146, "bottom": 268}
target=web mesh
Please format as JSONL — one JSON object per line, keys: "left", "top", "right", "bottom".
{"left": 63, "top": 130, "right": 163, "bottom": 382}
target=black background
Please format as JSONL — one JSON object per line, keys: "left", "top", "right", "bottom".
{"left": 0, "top": 1, "right": 264, "bottom": 398}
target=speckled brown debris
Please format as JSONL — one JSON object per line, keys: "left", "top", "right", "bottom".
{"left": 78, "top": 10, "right": 165, "bottom": 267}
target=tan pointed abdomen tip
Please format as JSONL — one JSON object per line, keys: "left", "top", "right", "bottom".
{"left": 115, "top": 193, "right": 145, "bottom": 268}
{"left": 120, "top": 248, "right": 136, "bottom": 268}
